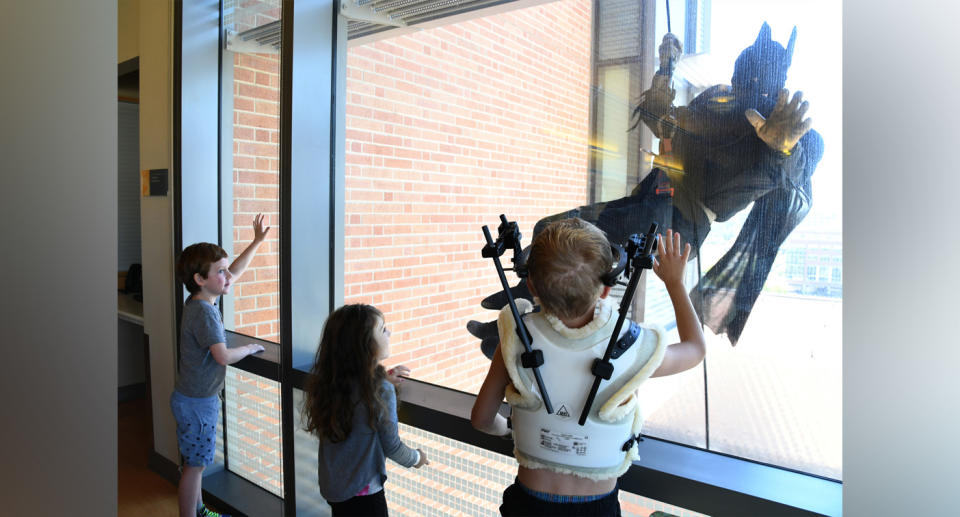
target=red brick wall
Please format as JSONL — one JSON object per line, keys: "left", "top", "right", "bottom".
{"left": 231, "top": 49, "right": 282, "bottom": 341}
{"left": 226, "top": 0, "right": 594, "bottom": 391}
{"left": 226, "top": 4, "right": 284, "bottom": 492}
{"left": 343, "top": 0, "right": 594, "bottom": 392}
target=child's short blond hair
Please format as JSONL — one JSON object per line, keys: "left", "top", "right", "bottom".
{"left": 526, "top": 218, "right": 613, "bottom": 320}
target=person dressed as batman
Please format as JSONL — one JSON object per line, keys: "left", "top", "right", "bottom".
{"left": 470, "top": 23, "right": 823, "bottom": 352}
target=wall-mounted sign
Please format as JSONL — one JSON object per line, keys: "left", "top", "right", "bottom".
{"left": 141, "top": 169, "right": 168, "bottom": 196}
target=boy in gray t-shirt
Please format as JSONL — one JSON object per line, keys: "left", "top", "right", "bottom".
{"left": 171, "top": 214, "right": 270, "bottom": 517}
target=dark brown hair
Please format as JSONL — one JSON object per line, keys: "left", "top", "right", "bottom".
{"left": 176, "top": 242, "right": 228, "bottom": 294}
{"left": 302, "top": 304, "right": 387, "bottom": 443}
{"left": 526, "top": 218, "right": 613, "bottom": 320}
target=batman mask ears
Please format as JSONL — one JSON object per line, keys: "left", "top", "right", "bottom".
{"left": 753, "top": 22, "right": 797, "bottom": 72}
{"left": 784, "top": 26, "right": 797, "bottom": 70}
{"left": 755, "top": 21, "right": 772, "bottom": 45}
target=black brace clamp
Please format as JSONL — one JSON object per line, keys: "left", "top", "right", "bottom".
{"left": 621, "top": 434, "right": 644, "bottom": 452}
{"left": 590, "top": 321, "right": 642, "bottom": 380}
{"left": 482, "top": 215, "right": 554, "bottom": 414}
{"left": 520, "top": 349, "right": 544, "bottom": 369}
{"left": 578, "top": 223, "right": 659, "bottom": 426}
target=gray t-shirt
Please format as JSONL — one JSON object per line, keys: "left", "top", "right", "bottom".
{"left": 174, "top": 298, "right": 227, "bottom": 398}
{"left": 317, "top": 380, "right": 419, "bottom": 502}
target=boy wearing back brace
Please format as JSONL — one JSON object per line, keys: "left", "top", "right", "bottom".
{"left": 471, "top": 218, "right": 706, "bottom": 516}
{"left": 171, "top": 214, "right": 270, "bottom": 517}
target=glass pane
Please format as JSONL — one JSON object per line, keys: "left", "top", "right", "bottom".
{"left": 221, "top": 0, "right": 282, "bottom": 342}
{"left": 686, "top": 1, "right": 842, "bottom": 479}
{"left": 342, "top": 0, "right": 840, "bottom": 482}
{"left": 216, "top": 404, "right": 225, "bottom": 466}
{"left": 385, "top": 423, "right": 518, "bottom": 516}
{"left": 640, "top": 266, "right": 706, "bottom": 447}
{"left": 344, "top": 0, "right": 597, "bottom": 393}
{"left": 224, "top": 367, "right": 284, "bottom": 497}
{"left": 293, "top": 388, "right": 330, "bottom": 515}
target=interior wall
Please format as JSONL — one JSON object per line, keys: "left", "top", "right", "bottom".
{"left": 119, "top": 101, "right": 142, "bottom": 270}
{"left": 119, "top": 0, "right": 141, "bottom": 63}
{"left": 0, "top": 0, "right": 117, "bottom": 513}
{"left": 139, "top": 0, "right": 179, "bottom": 462}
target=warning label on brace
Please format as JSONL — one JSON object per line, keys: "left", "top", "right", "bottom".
{"left": 538, "top": 428, "right": 588, "bottom": 456}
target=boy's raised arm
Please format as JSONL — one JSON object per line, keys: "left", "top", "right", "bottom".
{"left": 229, "top": 213, "right": 271, "bottom": 280}
{"left": 651, "top": 229, "right": 707, "bottom": 378}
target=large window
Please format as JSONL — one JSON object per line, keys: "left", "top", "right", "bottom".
{"left": 179, "top": 0, "right": 841, "bottom": 514}
{"left": 343, "top": 0, "right": 842, "bottom": 480}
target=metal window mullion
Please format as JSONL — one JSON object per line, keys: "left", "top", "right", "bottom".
{"left": 218, "top": 0, "right": 229, "bottom": 474}
{"left": 173, "top": 0, "right": 184, "bottom": 381}
{"left": 279, "top": 0, "right": 296, "bottom": 513}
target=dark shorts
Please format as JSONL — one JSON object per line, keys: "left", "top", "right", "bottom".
{"left": 500, "top": 479, "right": 622, "bottom": 517}
{"left": 170, "top": 390, "right": 220, "bottom": 467}
{"left": 328, "top": 489, "right": 388, "bottom": 517}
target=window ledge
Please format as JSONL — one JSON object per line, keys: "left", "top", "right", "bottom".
{"left": 203, "top": 469, "right": 283, "bottom": 517}
{"left": 225, "top": 330, "right": 281, "bottom": 381}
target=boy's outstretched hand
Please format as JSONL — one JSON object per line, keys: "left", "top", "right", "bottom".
{"left": 253, "top": 213, "right": 271, "bottom": 242}
{"left": 652, "top": 229, "right": 691, "bottom": 288}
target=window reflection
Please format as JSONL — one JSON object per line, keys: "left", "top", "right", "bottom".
{"left": 224, "top": 367, "right": 284, "bottom": 497}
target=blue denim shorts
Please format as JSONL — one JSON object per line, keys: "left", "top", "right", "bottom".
{"left": 170, "top": 390, "right": 220, "bottom": 467}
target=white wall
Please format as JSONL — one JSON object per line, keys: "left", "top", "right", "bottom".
{"left": 843, "top": 0, "right": 960, "bottom": 514}
{"left": 0, "top": 0, "right": 117, "bottom": 513}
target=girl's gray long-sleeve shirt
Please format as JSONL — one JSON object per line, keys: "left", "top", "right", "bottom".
{"left": 317, "top": 379, "right": 418, "bottom": 503}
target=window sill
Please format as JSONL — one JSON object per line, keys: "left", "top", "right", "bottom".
{"left": 225, "top": 330, "right": 281, "bottom": 381}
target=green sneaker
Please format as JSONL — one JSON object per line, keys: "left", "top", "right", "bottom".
{"left": 197, "top": 504, "right": 231, "bottom": 517}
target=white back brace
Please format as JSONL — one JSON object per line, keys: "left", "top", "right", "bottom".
{"left": 499, "top": 298, "right": 667, "bottom": 478}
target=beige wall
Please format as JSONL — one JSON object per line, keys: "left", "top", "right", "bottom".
{"left": 118, "top": 0, "right": 140, "bottom": 63}
{"left": 137, "top": 0, "right": 179, "bottom": 463}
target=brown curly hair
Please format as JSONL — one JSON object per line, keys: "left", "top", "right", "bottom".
{"left": 176, "top": 242, "right": 228, "bottom": 294}
{"left": 302, "top": 304, "right": 388, "bottom": 443}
